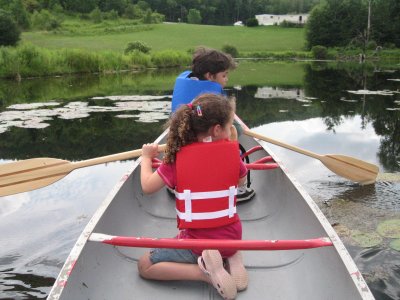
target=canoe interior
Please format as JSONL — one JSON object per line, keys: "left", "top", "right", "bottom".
{"left": 49, "top": 134, "right": 371, "bottom": 300}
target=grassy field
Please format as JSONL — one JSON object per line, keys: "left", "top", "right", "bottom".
{"left": 22, "top": 21, "right": 306, "bottom": 54}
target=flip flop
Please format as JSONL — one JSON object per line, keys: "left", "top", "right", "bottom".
{"left": 227, "top": 251, "right": 248, "bottom": 291}
{"left": 198, "top": 250, "right": 237, "bottom": 300}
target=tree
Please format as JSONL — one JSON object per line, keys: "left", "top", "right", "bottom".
{"left": 0, "top": 9, "right": 20, "bottom": 46}
{"left": 187, "top": 8, "right": 201, "bottom": 24}
{"left": 371, "top": 0, "right": 400, "bottom": 47}
{"left": 62, "top": 0, "right": 97, "bottom": 13}
{"left": 246, "top": 17, "right": 258, "bottom": 27}
{"left": 23, "top": 0, "right": 40, "bottom": 13}
{"left": 98, "top": 0, "right": 128, "bottom": 15}
{"left": 306, "top": 0, "right": 368, "bottom": 49}
{"left": 10, "top": 0, "right": 30, "bottom": 29}
{"left": 143, "top": 8, "right": 153, "bottom": 23}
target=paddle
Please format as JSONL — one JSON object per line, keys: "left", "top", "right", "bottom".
{"left": 243, "top": 129, "right": 379, "bottom": 185}
{"left": 0, "top": 144, "right": 166, "bottom": 197}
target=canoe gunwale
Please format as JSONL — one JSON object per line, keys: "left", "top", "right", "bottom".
{"left": 47, "top": 129, "right": 169, "bottom": 300}
{"left": 252, "top": 137, "right": 374, "bottom": 300}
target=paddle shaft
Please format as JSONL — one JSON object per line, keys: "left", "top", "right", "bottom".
{"left": 243, "top": 129, "right": 321, "bottom": 160}
{"left": 72, "top": 144, "right": 166, "bottom": 169}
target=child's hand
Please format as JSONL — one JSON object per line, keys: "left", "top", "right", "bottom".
{"left": 142, "top": 143, "right": 159, "bottom": 159}
{"left": 230, "top": 125, "right": 238, "bottom": 141}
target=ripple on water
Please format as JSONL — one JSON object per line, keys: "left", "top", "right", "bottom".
{"left": 0, "top": 269, "right": 54, "bottom": 299}
{"left": 310, "top": 177, "right": 400, "bottom": 211}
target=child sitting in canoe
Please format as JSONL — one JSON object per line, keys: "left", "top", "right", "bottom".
{"left": 171, "top": 46, "right": 255, "bottom": 202}
{"left": 139, "top": 94, "right": 248, "bottom": 300}
{"left": 171, "top": 46, "right": 236, "bottom": 113}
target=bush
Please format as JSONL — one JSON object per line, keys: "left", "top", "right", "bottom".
{"left": 126, "top": 50, "right": 152, "bottom": 68}
{"left": 63, "top": 49, "right": 100, "bottom": 73}
{"left": 90, "top": 7, "right": 102, "bottom": 23}
{"left": 0, "top": 10, "right": 21, "bottom": 46}
{"left": 383, "top": 43, "right": 396, "bottom": 49}
{"left": 280, "top": 20, "right": 303, "bottom": 28}
{"left": 98, "top": 51, "right": 127, "bottom": 72}
{"left": 31, "top": 9, "right": 61, "bottom": 30}
{"left": 124, "top": 41, "right": 151, "bottom": 54}
{"left": 151, "top": 50, "right": 191, "bottom": 68}
{"left": 142, "top": 9, "right": 164, "bottom": 24}
{"left": 311, "top": 45, "right": 328, "bottom": 59}
{"left": 187, "top": 9, "right": 201, "bottom": 24}
{"left": 103, "top": 10, "right": 119, "bottom": 20}
{"left": 16, "top": 45, "right": 50, "bottom": 76}
{"left": 0, "top": 47, "right": 19, "bottom": 77}
{"left": 366, "top": 40, "right": 377, "bottom": 50}
{"left": 222, "top": 45, "right": 239, "bottom": 58}
{"left": 246, "top": 18, "right": 258, "bottom": 27}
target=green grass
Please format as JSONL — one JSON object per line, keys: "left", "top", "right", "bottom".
{"left": 0, "top": 44, "right": 191, "bottom": 78}
{"left": 22, "top": 22, "right": 306, "bottom": 54}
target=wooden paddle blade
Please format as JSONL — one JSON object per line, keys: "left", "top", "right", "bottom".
{"left": 0, "top": 158, "right": 72, "bottom": 196}
{"left": 321, "top": 154, "right": 379, "bottom": 185}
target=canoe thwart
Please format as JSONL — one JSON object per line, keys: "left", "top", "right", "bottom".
{"left": 89, "top": 233, "right": 333, "bottom": 250}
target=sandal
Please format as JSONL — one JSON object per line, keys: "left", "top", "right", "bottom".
{"left": 227, "top": 251, "right": 248, "bottom": 291}
{"left": 198, "top": 250, "right": 237, "bottom": 300}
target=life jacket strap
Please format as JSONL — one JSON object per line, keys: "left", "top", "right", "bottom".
{"left": 176, "top": 207, "right": 238, "bottom": 221}
{"left": 175, "top": 186, "right": 237, "bottom": 222}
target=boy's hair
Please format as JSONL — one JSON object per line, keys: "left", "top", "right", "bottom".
{"left": 191, "top": 47, "right": 236, "bottom": 80}
{"left": 163, "top": 93, "right": 236, "bottom": 164}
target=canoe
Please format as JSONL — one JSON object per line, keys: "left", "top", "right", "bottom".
{"left": 47, "top": 128, "right": 375, "bottom": 300}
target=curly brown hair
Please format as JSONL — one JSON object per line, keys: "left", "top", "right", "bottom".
{"left": 163, "top": 93, "right": 236, "bottom": 164}
{"left": 191, "top": 47, "right": 236, "bottom": 80}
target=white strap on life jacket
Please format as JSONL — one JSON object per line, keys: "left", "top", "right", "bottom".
{"left": 175, "top": 186, "right": 237, "bottom": 222}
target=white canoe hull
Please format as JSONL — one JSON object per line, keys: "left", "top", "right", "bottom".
{"left": 48, "top": 130, "right": 374, "bottom": 300}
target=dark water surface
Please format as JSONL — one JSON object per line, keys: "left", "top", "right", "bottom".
{"left": 0, "top": 61, "right": 399, "bottom": 299}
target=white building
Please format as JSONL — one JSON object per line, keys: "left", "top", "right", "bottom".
{"left": 255, "top": 14, "right": 308, "bottom": 26}
{"left": 254, "top": 87, "right": 304, "bottom": 99}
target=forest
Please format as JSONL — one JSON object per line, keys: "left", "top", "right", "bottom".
{"left": 0, "top": 0, "right": 320, "bottom": 26}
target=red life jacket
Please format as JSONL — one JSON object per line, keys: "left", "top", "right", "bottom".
{"left": 175, "top": 140, "right": 240, "bottom": 229}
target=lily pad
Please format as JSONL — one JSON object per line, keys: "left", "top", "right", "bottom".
{"left": 376, "top": 173, "right": 400, "bottom": 182}
{"left": 333, "top": 224, "right": 351, "bottom": 238}
{"left": 351, "top": 231, "right": 383, "bottom": 247}
{"left": 389, "top": 239, "right": 400, "bottom": 252}
{"left": 377, "top": 219, "right": 400, "bottom": 238}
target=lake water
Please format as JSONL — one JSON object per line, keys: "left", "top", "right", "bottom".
{"left": 0, "top": 61, "right": 399, "bottom": 299}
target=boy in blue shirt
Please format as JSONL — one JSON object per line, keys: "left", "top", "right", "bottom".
{"left": 171, "top": 47, "right": 254, "bottom": 201}
{"left": 171, "top": 47, "right": 235, "bottom": 112}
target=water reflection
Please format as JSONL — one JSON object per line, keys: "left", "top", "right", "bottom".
{"left": 0, "top": 269, "right": 52, "bottom": 299}
{"left": 350, "top": 246, "right": 400, "bottom": 300}
{"left": 0, "top": 61, "right": 399, "bottom": 299}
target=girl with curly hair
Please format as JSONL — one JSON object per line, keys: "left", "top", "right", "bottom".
{"left": 138, "top": 93, "right": 248, "bottom": 300}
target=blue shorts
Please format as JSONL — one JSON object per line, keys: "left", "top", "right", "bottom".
{"left": 149, "top": 248, "right": 199, "bottom": 264}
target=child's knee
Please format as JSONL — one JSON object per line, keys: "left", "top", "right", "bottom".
{"left": 137, "top": 253, "right": 152, "bottom": 278}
